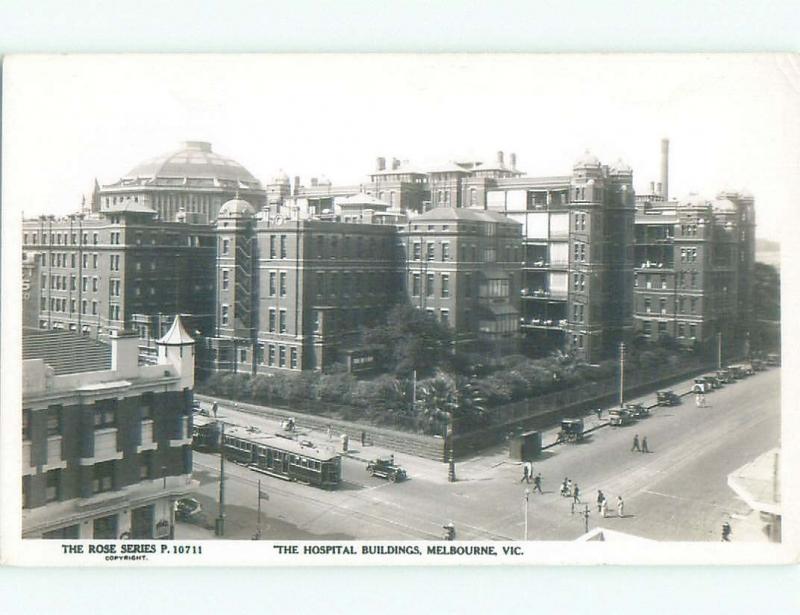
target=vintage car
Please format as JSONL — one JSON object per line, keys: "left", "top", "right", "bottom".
{"left": 727, "top": 365, "right": 747, "bottom": 379}
{"left": 693, "top": 377, "right": 712, "bottom": 393}
{"left": 175, "top": 497, "right": 202, "bottom": 522}
{"left": 751, "top": 359, "right": 765, "bottom": 372}
{"left": 656, "top": 390, "right": 681, "bottom": 406}
{"left": 766, "top": 353, "right": 781, "bottom": 367}
{"left": 366, "top": 457, "right": 407, "bottom": 482}
{"left": 624, "top": 403, "right": 650, "bottom": 419}
{"left": 704, "top": 375, "right": 722, "bottom": 389}
{"left": 557, "top": 419, "right": 585, "bottom": 443}
{"left": 609, "top": 408, "right": 633, "bottom": 426}
{"left": 716, "top": 369, "right": 732, "bottom": 384}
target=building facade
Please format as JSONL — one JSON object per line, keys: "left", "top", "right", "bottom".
{"left": 22, "top": 317, "right": 196, "bottom": 539}
{"left": 397, "top": 208, "right": 523, "bottom": 352}
{"left": 22, "top": 209, "right": 216, "bottom": 351}
{"left": 633, "top": 191, "right": 756, "bottom": 356}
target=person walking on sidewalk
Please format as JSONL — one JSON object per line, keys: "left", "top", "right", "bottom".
{"left": 572, "top": 483, "right": 581, "bottom": 504}
{"left": 617, "top": 496, "right": 625, "bottom": 518}
{"left": 631, "top": 434, "right": 641, "bottom": 452}
{"left": 641, "top": 436, "right": 650, "bottom": 453}
{"left": 600, "top": 498, "right": 609, "bottom": 518}
{"left": 597, "top": 490, "right": 606, "bottom": 513}
{"left": 533, "top": 473, "right": 543, "bottom": 494}
{"left": 521, "top": 462, "right": 531, "bottom": 484}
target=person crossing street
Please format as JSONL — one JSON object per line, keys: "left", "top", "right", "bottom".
{"left": 631, "top": 434, "right": 641, "bottom": 452}
{"left": 641, "top": 436, "right": 650, "bottom": 453}
{"left": 533, "top": 473, "right": 543, "bottom": 494}
{"left": 572, "top": 483, "right": 581, "bottom": 504}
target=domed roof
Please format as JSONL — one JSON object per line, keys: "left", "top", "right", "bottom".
{"left": 218, "top": 196, "right": 255, "bottom": 218}
{"left": 610, "top": 158, "right": 632, "bottom": 174}
{"left": 124, "top": 141, "right": 261, "bottom": 187}
{"left": 574, "top": 150, "right": 602, "bottom": 168}
{"left": 271, "top": 169, "right": 290, "bottom": 184}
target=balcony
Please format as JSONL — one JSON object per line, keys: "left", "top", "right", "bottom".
{"left": 521, "top": 288, "right": 567, "bottom": 301}
{"left": 520, "top": 317, "right": 568, "bottom": 330}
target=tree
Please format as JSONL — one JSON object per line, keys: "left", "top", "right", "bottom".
{"left": 364, "top": 303, "right": 454, "bottom": 377}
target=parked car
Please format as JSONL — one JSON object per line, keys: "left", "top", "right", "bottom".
{"left": 766, "top": 353, "right": 781, "bottom": 366}
{"left": 656, "top": 390, "right": 681, "bottom": 406}
{"left": 366, "top": 457, "right": 407, "bottom": 482}
{"left": 624, "top": 403, "right": 649, "bottom": 419}
{"left": 609, "top": 408, "right": 633, "bottom": 426}
{"left": 716, "top": 369, "right": 732, "bottom": 384}
{"left": 693, "top": 377, "right": 712, "bottom": 393}
{"left": 704, "top": 375, "right": 721, "bottom": 389}
{"left": 556, "top": 418, "right": 585, "bottom": 442}
{"left": 751, "top": 359, "right": 765, "bottom": 372}
{"left": 175, "top": 497, "right": 202, "bottom": 521}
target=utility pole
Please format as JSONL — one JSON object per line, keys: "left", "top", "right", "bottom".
{"left": 619, "top": 342, "right": 625, "bottom": 408}
{"left": 718, "top": 332, "right": 723, "bottom": 370}
{"left": 215, "top": 422, "right": 226, "bottom": 537}
{"left": 524, "top": 488, "right": 531, "bottom": 541}
{"left": 583, "top": 504, "right": 590, "bottom": 534}
{"left": 447, "top": 413, "right": 456, "bottom": 482}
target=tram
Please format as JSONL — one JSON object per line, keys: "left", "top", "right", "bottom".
{"left": 192, "top": 420, "right": 341, "bottom": 489}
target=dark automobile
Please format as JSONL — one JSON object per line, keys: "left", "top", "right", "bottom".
{"left": 625, "top": 403, "right": 650, "bottom": 418}
{"left": 704, "top": 375, "right": 721, "bottom": 389}
{"left": 557, "top": 418, "right": 585, "bottom": 441}
{"left": 175, "top": 497, "right": 202, "bottom": 521}
{"left": 656, "top": 390, "right": 681, "bottom": 406}
{"left": 366, "top": 457, "right": 407, "bottom": 482}
{"left": 766, "top": 353, "right": 781, "bottom": 367}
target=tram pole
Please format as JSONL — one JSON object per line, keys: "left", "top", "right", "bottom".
{"left": 619, "top": 342, "right": 625, "bottom": 408}
{"left": 255, "top": 479, "right": 262, "bottom": 540}
{"left": 215, "top": 422, "right": 225, "bottom": 537}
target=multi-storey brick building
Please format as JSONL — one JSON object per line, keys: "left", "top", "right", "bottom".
{"left": 633, "top": 191, "right": 756, "bottom": 356}
{"left": 22, "top": 208, "right": 216, "bottom": 351}
{"left": 397, "top": 208, "right": 522, "bottom": 352}
{"left": 22, "top": 317, "right": 196, "bottom": 539}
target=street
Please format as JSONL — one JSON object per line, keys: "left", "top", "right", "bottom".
{"left": 178, "top": 367, "right": 780, "bottom": 541}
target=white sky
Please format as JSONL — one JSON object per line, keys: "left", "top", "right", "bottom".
{"left": 3, "top": 54, "right": 799, "bottom": 241}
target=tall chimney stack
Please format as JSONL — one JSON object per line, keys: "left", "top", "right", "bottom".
{"left": 660, "top": 138, "right": 669, "bottom": 201}
{"left": 376, "top": 157, "right": 386, "bottom": 171}
{"left": 510, "top": 153, "right": 517, "bottom": 169}
{"left": 497, "top": 151, "right": 504, "bottom": 165}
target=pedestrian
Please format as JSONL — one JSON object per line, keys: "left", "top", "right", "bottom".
{"left": 595, "top": 408, "right": 603, "bottom": 421}
{"left": 600, "top": 498, "right": 608, "bottom": 518}
{"left": 617, "top": 496, "right": 624, "bottom": 518}
{"left": 533, "top": 473, "right": 543, "bottom": 494}
{"left": 573, "top": 483, "right": 580, "bottom": 504}
{"left": 212, "top": 401, "right": 218, "bottom": 418}
{"left": 695, "top": 393, "right": 702, "bottom": 408}
{"left": 721, "top": 522, "right": 732, "bottom": 542}
{"left": 597, "top": 490, "right": 605, "bottom": 513}
{"left": 699, "top": 393, "right": 707, "bottom": 408}
{"left": 641, "top": 436, "right": 650, "bottom": 453}
{"left": 631, "top": 434, "right": 641, "bottom": 452}
{"left": 361, "top": 430, "right": 366, "bottom": 447}
{"left": 327, "top": 425, "right": 332, "bottom": 440}
{"left": 561, "top": 477, "right": 570, "bottom": 497}
{"left": 521, "top": 463, "right": 530, "bottom": 484}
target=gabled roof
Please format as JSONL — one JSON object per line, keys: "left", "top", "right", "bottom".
{"left": 157, "top": 315, "right": 195, "bottom": 346}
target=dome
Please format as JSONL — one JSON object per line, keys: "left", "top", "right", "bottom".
{"left": 218, "top": 197, "right": 255, "bottom": 218}
{"left": 271, "top": 169, "right": 290, "bottom": 184}
{"left": 574, "top": 150, "right": 601, "bottom": 168}
{"left": 610, "top": 158, "right": 632, "bottom": 174}
{"left": 124, "top": 141, "right": 261, "bottom": 187}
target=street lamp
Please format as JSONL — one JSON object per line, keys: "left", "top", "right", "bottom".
{"left": 446, "top": 412, "right": 456, "bottom": 483}
{"left": 618, "top": 342, "right": 625, "bottom": 408}
{"left": 523, "top": 488, "right": 531, "bottom": 540}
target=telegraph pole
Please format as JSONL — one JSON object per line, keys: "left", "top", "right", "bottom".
{"left": 215, "top": 422, "right": 226, "bottom": 536}
{"left": 718, "top": 332, "right": 723, "bottom": 370}
{"left": 619, "top": 342, "right": 625, "bottom": 408}
{"left": 583, "top": 504, "right": 590, "bottom": 533}
{"left": 524, "top": 488, "right": 531, "bottom": 540}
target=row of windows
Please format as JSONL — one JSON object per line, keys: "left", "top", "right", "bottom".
{"left": 42, "top": 296, "right": 100, "bottom": 316}
{"left": 680, "top": 248, "right": 699, "bottom": 263}
{"left": 641, "top": 320, "right": 698, "bottom": 339}
{"left": 641, "top": 297, "right": 701, "bottom": 314}
{"left": 411, "top": 273, "right": 451, "bottom": 298}
{"left": 314, "top": 271, "right": 389, "bottom": 299}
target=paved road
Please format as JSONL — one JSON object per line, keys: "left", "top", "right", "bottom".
{"left": 178, "top": 368, "right": 780, "bottom": 541}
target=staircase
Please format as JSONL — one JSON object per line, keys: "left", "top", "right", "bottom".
{"left": 23, "top": 328, "right": 112, "bottom": 375}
